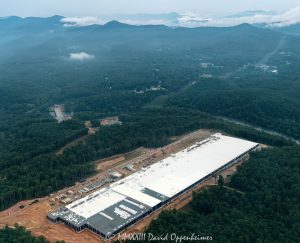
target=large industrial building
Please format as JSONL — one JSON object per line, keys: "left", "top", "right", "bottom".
{"left": 47, "top": 133, "right": 259, "bottom": 239}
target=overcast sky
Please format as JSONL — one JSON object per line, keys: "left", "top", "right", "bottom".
{"left": 1, "top": 0, "right": 300, "bottom": 17}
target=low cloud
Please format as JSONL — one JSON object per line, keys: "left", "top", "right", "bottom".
{"left": 268, "top": 6, "right": 300, "bottom": 27}
{"left": 61, "top": 15, "right": 175, "bottom": 27}
{"left": 178, "top": 7, "right": 300, "bottom": 27}
{"left": 117, "top": 18, "right": 173, "bottom": 26}
{"left": 177, "top": 13, "right": 270, "bottom": 27}
{"left": 61, "top": 6, "right": 300, "bottom": 28}
{"left": 69, "top": 52, "right": 95, "bottom": 61}
{"left": 177, "top": 12, "right": 210, "bottom": 26}
{"left": 62, "top": 17, "right": 105, "bottom": 27}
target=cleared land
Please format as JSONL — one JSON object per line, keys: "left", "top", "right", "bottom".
{"left": 0, "top": 129, "right": 252, "bottom": 243}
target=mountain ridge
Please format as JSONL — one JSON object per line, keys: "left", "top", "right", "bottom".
{"left": 0, "top": 14, "right": 299, "bottom": 36}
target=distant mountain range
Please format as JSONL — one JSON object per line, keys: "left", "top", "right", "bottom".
{"left": 1, "top": 12, "right": 300, "bottom": 36}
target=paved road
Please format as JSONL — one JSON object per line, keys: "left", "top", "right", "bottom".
{"left": 258, "top": 35, "right": 287, "bottom": 65}
{"left": 222, "top": 35, "right": 287, "bottom": 79}
{"left": 219, "top": 116, "right": 300, "bottom": 145}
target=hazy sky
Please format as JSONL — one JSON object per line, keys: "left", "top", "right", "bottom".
{"left": 1, "top": 0, "right": 300, "bottom": 17}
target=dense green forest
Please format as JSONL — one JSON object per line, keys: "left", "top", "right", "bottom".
{"left": 1, "top": 16, "right": 300, "bottom": 218}
{"left": 0, "top": 224, "right": 64, "bottom": 243}
{"left": 125, "top": 146, "right": 300, "bottom": 243}
{"left": 0, "top": 107, "right": 291, "bottom": 210}
{"left": 1, "top": 16, "right": 300, "bottom": 243}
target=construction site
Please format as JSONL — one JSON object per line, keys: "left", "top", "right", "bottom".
{"left": 0, "top": 130, "right": 260, "bottom": 243}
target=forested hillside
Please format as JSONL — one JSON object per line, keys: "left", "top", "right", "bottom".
{"left": 1, "top": 17, "right": 300, "bottom": 211}
{"left": 0, "top": 107, "right": 291, "bottom": 210}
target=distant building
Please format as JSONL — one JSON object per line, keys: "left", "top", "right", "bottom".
{"left": 100, "top": 116, "right": 122, "bottom": 126}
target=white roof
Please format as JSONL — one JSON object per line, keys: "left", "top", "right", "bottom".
{"left": 112, "top": 184, "right": 161, "bottom": 207}
{"left": 66, "top": 188, "right": 125, "bottom": 219}
{"left": 67, "top": 133, "right": 258, "bottom": 218}
{"left": 110, "top": 133, "right": 257, "bottom": 198}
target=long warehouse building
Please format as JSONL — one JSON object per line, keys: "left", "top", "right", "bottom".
{"left": 47, "top": 133, "right": 259, "bottom": 239}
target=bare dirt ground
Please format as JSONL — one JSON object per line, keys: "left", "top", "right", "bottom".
{"left": 96, "top": 156, "right": 126, "bottom": 171}
{"left": 0, "top": 129, "right": 245, "bottom": 243}
{"left": 0, "top": 199, "right": 100, "bottom": 243}
{"left": 0, "top": 200, "right": 33, "bottom": 219}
